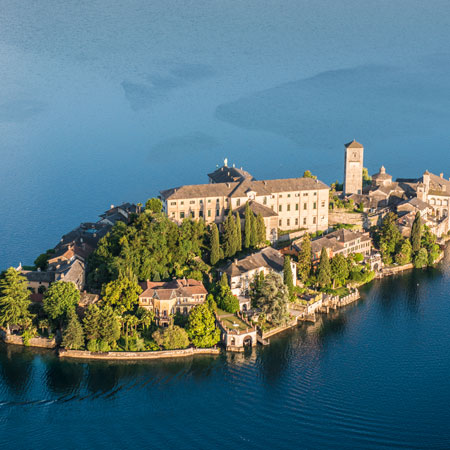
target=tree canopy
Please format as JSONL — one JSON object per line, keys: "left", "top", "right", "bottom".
{"left": 252, "top": 272, "right": 289, "bottom": 326}
{"left": 186, "top": 304, "right": 220, "bottom": 348}
{"left": 43, "top": 281, "right": 80, "bottom": 325}
{"left": 0, "top": 268, "right": 31, "bottom": 332}
{"left": 152, "top": 325, "right": 190, "bottom": 350}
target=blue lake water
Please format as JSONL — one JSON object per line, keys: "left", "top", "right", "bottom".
{"left": 1, "top": 0, "right": 450, "bottom": 268}
{"left": 1, "top": 251, "right": 450, "bottom": 449}
{"left": 1, "top": 2, "right": 450, "bottom": 448}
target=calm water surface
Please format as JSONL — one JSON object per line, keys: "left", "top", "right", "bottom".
{"left": 1, "top": 3, "right": 450, "bottom": 448}
{"left": 1, "top": 250, "right": 449, "bottom": 449}
{"left": 1, "top": 0, "right": 450, "bottom": 268}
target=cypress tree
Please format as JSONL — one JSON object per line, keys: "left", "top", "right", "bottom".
{"left": 62, "top": 311, "right": 85, "bottom": 350}
{"left": 244, "top": 202, "right": 252, "bottom": 249}
{"left": 235, "top": 213, "right": 242, "bottom": 252}
{"left": 223, "top": 209, "right": 235, "bottom": 258}
{"left": 250, "top": 211, "right": 257, "bottom": 247}
{"left": 210, "top": 223, "right": 220, "bottom": 265}
{"left": 317, "top": 247, "right": 331, "bottom": 289}
{"left": 411, "top": 212, "right": 422, "bottom": 254}
{"left": 256, "top": 213, "right": 266, "bottom": 245}
{"left": 297, "top": 234, "right": 312, "bottom": 282}
{"left": 231, "top": 214, "right": 239, "bottom": 255}
{"left": 283, "top": 256, "right": 294, "bottom": 297}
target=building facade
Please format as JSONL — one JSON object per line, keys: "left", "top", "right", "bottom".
{"left": 138, "top": 279, "right": 208, "bottom": 326}
{"left": 160, "top": 165, "right": 329, "bottom": 234}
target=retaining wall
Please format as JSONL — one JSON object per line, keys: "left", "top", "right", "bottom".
{"left": 59, "top": 347, "right": 220, "bottom": 360}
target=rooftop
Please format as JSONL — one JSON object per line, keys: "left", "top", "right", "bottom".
{"left": 220, "top": 247, "right": 284, "bottom": 277}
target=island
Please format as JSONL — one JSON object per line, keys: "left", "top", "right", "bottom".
{"left": 0, "top": 140, "right": 448, "bottom": 359}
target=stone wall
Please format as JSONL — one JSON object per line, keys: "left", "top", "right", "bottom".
{"left": 2, "top": 333, "right": 56, "bottom": 348}
{"left": 59, "top": 347, "right": 220, "bottom": 360}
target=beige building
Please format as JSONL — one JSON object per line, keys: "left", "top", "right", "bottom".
{"left": 138, "top": 278, "right": 207, "bottom": 326}
{"left": 160, "top": 164, "right": 329, "bottom": 235}
{"left": 344, "top": 140, "right": 364, "bottom": 195}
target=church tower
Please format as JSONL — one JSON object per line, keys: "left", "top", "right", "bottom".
{"left": 344, "top": 140, "right": 364, "bottom": 195}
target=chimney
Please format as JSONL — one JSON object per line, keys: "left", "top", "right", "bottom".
{"left": 110, "top": 204, "right": 114, "bottom": 209}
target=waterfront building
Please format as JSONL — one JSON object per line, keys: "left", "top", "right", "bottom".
{"left": 292, "top": 229, "right": 372, "bottom": 262}
{"left": 344, "top": 140, "right": 364, "bottom": 195}
{"left": 160, "top": 162, "right": 330, "bottom": 234}
{"left": 138, "top": 278, "right": 207, "bottom": 326}
{"left": 217, "top": 247, "right": 297, "bottom": 310}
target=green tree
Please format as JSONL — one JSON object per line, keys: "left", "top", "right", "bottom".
{"left": 297, "top": 234, "right": 312, "bottom": 283}
{"left": 283, "top": 256, "right": 294, "bottom": 297}
{"left": 34, "top": 249, "right": 55, "bottom": 271}
{"left": 83, "top": 304, "right": 101, "bottom": 341}
{"left": 244, "top": 202, "right": 252, "bottom": 249}
{"left": 395, "top": 239, "right": 412, "bottom": 266}
{"left": 99, "top": 305, "right": 121, "bottom": 347}
{"left": 206, "top": 293, "right": 217, "bottom": 312}
{"left": 217, "top": 274, "right": 240, "bottom": 313}
{"left": 43, "top": 281, "right": 80, "bottom": 327}
{"left": 379, "top": 212, "right": 402, "bottom": 264}
{"left": 235, "top": 214, "right": 242, "bottom": 252}
{"left": 411, "top": 212, "right": 422, "bottom": 254}
{"left": 330, "top": 253, "right": 349, "bottom": 287}
{"left": 317, "top": 248, "right": 331, "bottom": 289}
{"left": 145, "top": 198, "right": 163, "bottom": 214}
{"left": 102, "top": 269, "right": 142, "bottom": 313}
{"left": 250, "top": 212, "right": 257, "bottom": 247}
{"left": 362, "top": 167, "right": 372, "bottom": 186}
{"left": 223, "top": 209, "right": 238, "bottom": 258}
{"left": 413, "top": 248, "right": 428, "bottom": 268}
{"left": 186, "top": 304, "right": 220, "bottom": 348}
{"left": 62, "top": 310, "right": 84, "bottom": 350}
{"left": 210, "top": 223, "right": 220, "bottom": 266}
{"left": 253, "top": 272, "right": 289, "bottom": 326}
{"left": 256, "top": 213, "right": 266, "bottom": 245}
{"left": 0, "top": 268, "right": 31, "bottom": 333}
{"left": 152, "top": 325, "right": 190, "bottom": 350}
{"left": 303, "top": 170, "right": 317, "bottom": 179}
{"left": 249, "top": 271, "right": 265, "bottom": 307}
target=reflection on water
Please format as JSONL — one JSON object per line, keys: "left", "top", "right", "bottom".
{"left": 0, "top": 255, "right": 449, "bottom": 448}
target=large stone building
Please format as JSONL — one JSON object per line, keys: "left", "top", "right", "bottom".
{"left": 344, "top": 140, "right": 364, "bottom": 195}
{"left": 160, "top": 162, "right": 330, "bottom": 235}
{"left": 292, "top": 229, "right": 372, "bottom": 263}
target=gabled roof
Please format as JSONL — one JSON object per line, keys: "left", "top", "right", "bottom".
{"left": 345, "top": 140, "right": 363, "bottom": 149}
{"left": 208, "top": 165, "right": 254, "bottom": 184}
{"left": 220, "top": 247, "right": 284, "bottom": 277}
{"left": 139, "top": 278, "right": 207, "bottom": 299}
{"left": 235, "top": 200, "right": 278, "bottom": 218}
{"left": 161, "top": 177, "right": 329, "bottom": 200}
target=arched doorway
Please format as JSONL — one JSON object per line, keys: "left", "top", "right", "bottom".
{"left": 243, "top": 336, "right": 252, "bottom": 347}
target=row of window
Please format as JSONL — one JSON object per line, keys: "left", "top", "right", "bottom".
{"left": 279, "top": 217, "right": 319, "bottom": 227}
{"left": 169, "top": 191, "right": 322, "bottom": 207}
{"left": 429, "top": 198, "right": 449, "bottom": 206}
{"left": 277, "top": 201, "right": 325, "bottom": 212}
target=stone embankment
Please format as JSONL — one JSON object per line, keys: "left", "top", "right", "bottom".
{"left": 1, "top": 332, "right": 56, "bottom": 348}
{"left": 58, "top": 347, "right": 220, "bottom": 360}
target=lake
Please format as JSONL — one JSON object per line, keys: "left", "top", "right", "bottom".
{"left": 1, "top": 0, "right": 450, "bottom": 268}
{"left": 1, "top": 2, "right": 450, "bottom": 448}
{"left": 1, "top": 250, "right": 449, "bottom": 449}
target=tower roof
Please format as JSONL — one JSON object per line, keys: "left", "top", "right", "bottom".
{"left": 345, "top": 139, "right": 363, "bottom": 149}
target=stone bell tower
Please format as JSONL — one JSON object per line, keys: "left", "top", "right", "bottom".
{"left": 344, "top": 140, "right": 364, "bottom": 195}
